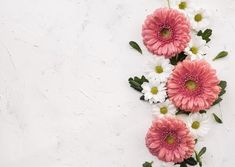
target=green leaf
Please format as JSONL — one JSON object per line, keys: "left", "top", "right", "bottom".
{"left": 185, "top": 157, "right": 197, "bottom": 166}
{"left": 128, "top": 76, "right": 148, "bottom": 92}
{"left": 129, "top": 41, "right": 142, "bottom": 54}
{"left": 203, "top": 29, "right": 212, "bottom": 40}
{"left": 140, "top": 95, "right": 145, "bottom": 101}
{"left": 213, "top": 51, "right": 228, "bottom": 61}
{"left": 218, "top": 80, "right": 227, "bottom": 97}
{"left": 195, "top": 151, "right": 201, "bottom": 163}
{"left": 133, "top": 76, "right": 148, "bottom": 84}
{"left": 197, "top": 29, "right": 212, "bottom": 43}
{"left": 141, "top": 76, "right": 148, "bottom": 83}
{"left": 129, "top": 79, "right": 142, "bottom": 92}
{"left": 197, "top": 30, "right": 203, "bottom": 36}
{"left": 199, "top": 110, "right": 207, "bottom": 114}
{"left": 170, "top": 57, "right": 178, "bottom": 65}
{"left": 213, "top": 97, "right": 223, "bottom": 106}
{"left": 170, "top": 52, "right": 188, "bottom": 65}
{"left": 198, "top": 147, "right": 207, "bottom": 157}
{"left": 219, "top": 81, "right": 227, "bottom": 89}
{"left": 213, "top": 113, "right": 223, "bottom": 124}
{"left": 219, "top": 89, "right": 226, "bottom": 97}
{"left": 134, "top": 76, "right": 142, "bottom": 83}
{"left": 176, "top": 110, "right": 190, "bottom": 115}
{"left": 195, "top": 147, "right": 206, "bottom": 167}
{"left": 199, "top": 161, "right": 202, "bottom": 167}
{"left": 180, "top": 162, "right": 187, "bottom": 167}
{"left": 142, "top": 161, "right": 153, "bottom": 167}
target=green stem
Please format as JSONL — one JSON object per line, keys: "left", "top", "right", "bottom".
{"left": 167, "top": 0, "right": 171, "bottom": 8}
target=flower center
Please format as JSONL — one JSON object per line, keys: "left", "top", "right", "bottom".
{"left": 155, "top": 66, "right": 163, "bottom": 73}
{"left": 194, "top": 13, "right": 203, "bottom": 22}
{"left": 160, "top": 107, "right": 168, "bottom": 114}
{"left": 151, "top": 87, "right": 158, "bottom": 94}
{"left": 179, "top": 1, "right": 187, "bottom": 9}
{"left": 185, "top": 80, "right": 197, "bottom": 91}
{"left": 160, "top": 28, "right": 172, "bottom": 39}
{"left": 192, "top": 121, "right": 200, "bottom": 129}
{"left": 190, "top": 46, "right": 198, "bottom": 54}
{"left": 166, "top": 135, "right": 175, "bottom": 144}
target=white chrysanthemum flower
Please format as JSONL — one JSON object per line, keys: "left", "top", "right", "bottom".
{"left": 146, "top": 57, "right": 174, "bottom": 83}
{"left": 189, "top": 8, "right": 209, "bottom": 31}
{"left": 185, "top": 34, "right": 207, "bottom": 60}
{"left": 142, "top": 80, "right": 167, "bottom": 104}
{"left": 187, "top": 113, "right": 210, "bottom": 138}
{"left": 173, "top": 0, "right": 193, "bottom": 12}
{"left": 152, "top": 100, "right": 177, "bottom": 118}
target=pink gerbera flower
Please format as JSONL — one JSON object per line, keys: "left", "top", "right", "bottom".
{"left": 146, "top": 117, "right": 195, "bottom": 163}
{"left": 167, "top": 60, "right": 221, "bottom": 112}
{"left": 142, "top": 8, "right": 191, "bottom": 58}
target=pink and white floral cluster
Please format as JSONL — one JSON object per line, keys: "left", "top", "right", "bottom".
{"left": 128, "top": 0, "right": 228, "bottom": 166}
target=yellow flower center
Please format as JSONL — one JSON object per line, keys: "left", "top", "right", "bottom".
{"left": 160, "top": 107, "right": 168, "bottom": 114}
{"left": 194, "top": 13, "right": 203, "bottom": 22}
{"left": 160, "top": 28, "right": 171, "bottom": 39}
{"left": 151, "top": 87, "right": 158, "bottom": 94}
{"left": 166, "top": 135, "right": 175, "bottom": 144}
{"left": 179, "top": 1, "right": 187, "bottom": 9}
{"left": 192, "top": 121, "right": 200, "bottom": 129}
{"left": 185, "top": 80, "right": 197, "bottom": 91}
{"left": 155, "top": 66, "right": 163, "bottom": 73}
{"left": 190, "top": 46, "right": 198, "bottom": 54}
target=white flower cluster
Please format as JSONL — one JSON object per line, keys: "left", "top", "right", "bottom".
{"left": 141, "top": 57, "right": 179, "bottom": 119}
{"left": 173, "top": 0, "right": 210, "bottom": 60}
{"left": 141, "top": 57, "right": 173, "bottom": 104}
{"left": 140, "top": 0, "right": 212, "bottom": 141}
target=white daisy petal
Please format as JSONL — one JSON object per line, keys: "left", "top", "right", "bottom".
{"left": 187, "top": 113, "right": 210, "bottom": 138}
{"left": 189, "top": 8, "right": 210, "bottom": 31}
{"left": 172, "top": 0, "right": 194, "bottom": 13}
{"left": 152, "top": 100, "right": 177, "bottom": 118}
{"left": 146, "top": 57, "right": 174, "bottom": 83}
{"left": 141, "top": 80, "right": 167, "bottom": 104}
{"left": 185, "top": 33, "right": 207, "bottom": 60}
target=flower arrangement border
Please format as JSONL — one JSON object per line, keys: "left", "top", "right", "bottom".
{"left": 128, "top": 1, "right": 228, "bottom": 167}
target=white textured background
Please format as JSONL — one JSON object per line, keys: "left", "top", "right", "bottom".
{"left": 0, "top": 0, "right": 234, "bottom": 166}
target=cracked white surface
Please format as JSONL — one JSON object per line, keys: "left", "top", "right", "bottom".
{"left": 0, "top": 0, "right": 234, "bottom": 166}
